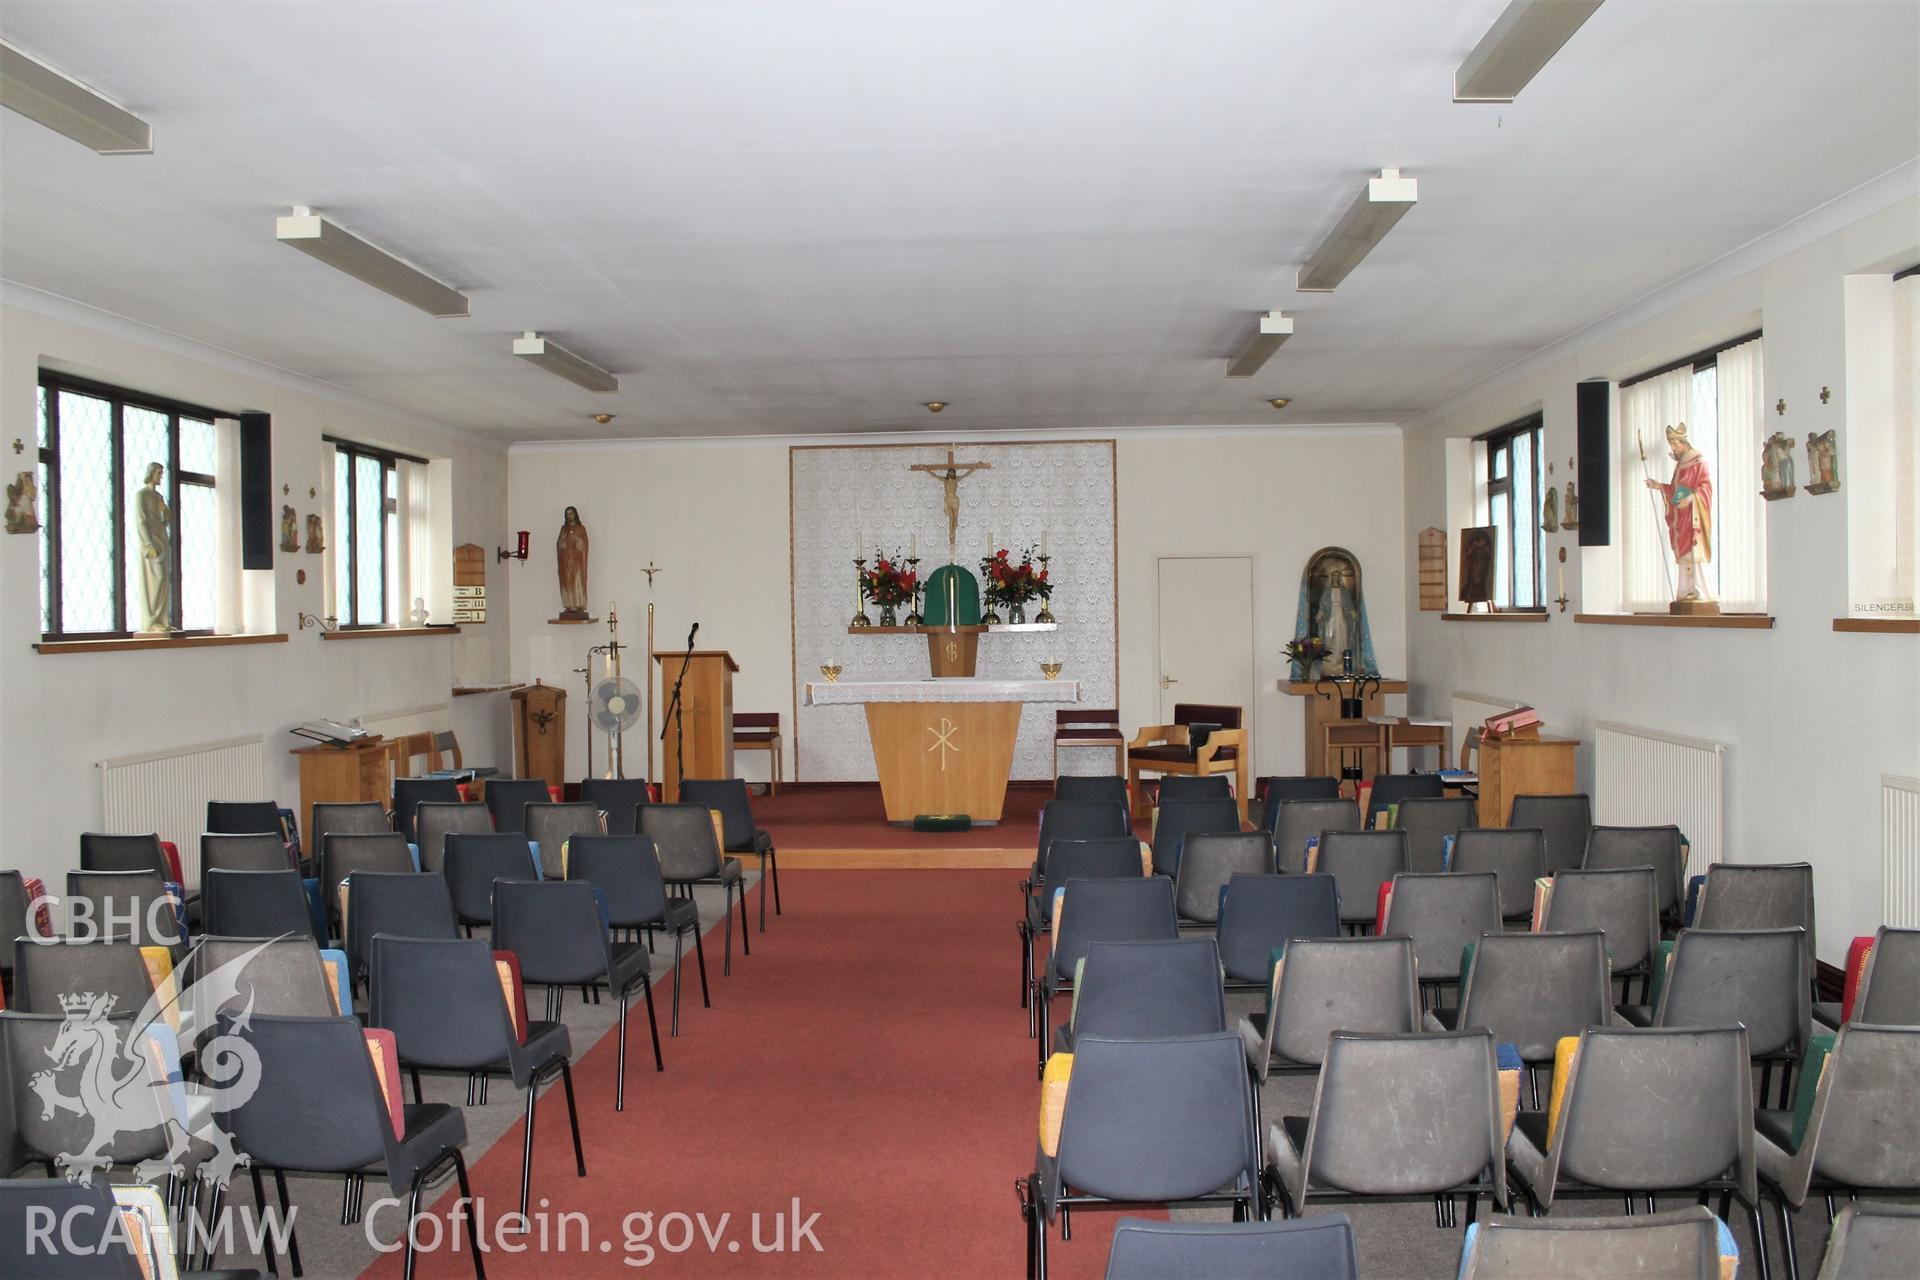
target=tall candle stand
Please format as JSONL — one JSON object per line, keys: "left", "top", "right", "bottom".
{"left": 1034, "top": 553, "right": 1056, "bottom": 624}
{"left": 903, "top": 556, "right": 924, "bottom": 626}
{"left": 851, "top": 558, "right": 872, "bottom": 628}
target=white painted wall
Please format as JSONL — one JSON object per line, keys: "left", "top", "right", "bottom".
{"left": 1399, "top": 195, "right": 1920, "bottom": 965}
{"left": 508, "top": 427, "right": 1408, "bottom": 785}
{"left": 0, "top": 296, "right": 514, "bottom": 886}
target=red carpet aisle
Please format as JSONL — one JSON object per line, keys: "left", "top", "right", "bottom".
{"left": 364, "top": 870, "right": 1125, "bottom": 1278}
{"left": 750, "top": 783, "right": 1150, "bottom": 855}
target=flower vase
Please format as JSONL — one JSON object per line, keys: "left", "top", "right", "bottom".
{"left": 1010, "top": 603, "right": 1027, "bottom": 625}
{"left": 879, "top": 603, "right": 897, "bottom": 627}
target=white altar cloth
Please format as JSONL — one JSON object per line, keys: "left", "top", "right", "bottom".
{"left": 803, "top": 678, "right": 1081, "bottom": 705}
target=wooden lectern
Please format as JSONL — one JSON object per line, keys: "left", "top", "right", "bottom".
{"left": 510, "top": 681, "right": 568, "bottom": 791}
{"left": 291, "top": 737, "right": 391, "bottom": 846}
{"left": 652, "top": 650, "right": 738, "bottom": 803}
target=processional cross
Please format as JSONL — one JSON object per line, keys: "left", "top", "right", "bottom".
{"left": 909, "top": 445, "right": 992, "bottom": 555}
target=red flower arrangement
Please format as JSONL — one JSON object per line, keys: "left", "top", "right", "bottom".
{"left": 861, "top": 554, "right": 918, "bottom": 606}
{"left": 978, "top": 546, "right": 1052, "bottom": 607}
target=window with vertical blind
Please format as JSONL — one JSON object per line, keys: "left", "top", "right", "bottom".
{"left": 1619, "top": 333, "right": 1766, "bottom": 613}
{"left": 35, "top": 372, "right": 226, "bottom": 637}
{"left": 1476, "top": 414, "right": 1546, "bottom": 610}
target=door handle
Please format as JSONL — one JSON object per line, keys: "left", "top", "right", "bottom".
{"left": 1160, "top": 675, "right": 1178, "bottom": 689}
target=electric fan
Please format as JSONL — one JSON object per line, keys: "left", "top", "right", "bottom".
{"left": 591, "top": 674, "right": 642, "bottom": 777}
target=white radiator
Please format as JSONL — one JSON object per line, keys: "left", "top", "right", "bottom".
{"left": 1594, "top": 721, "right": 1727, "bottom": 880}
{"left": 98, "top": 736, "right": 266, "bottom": 888}
{"left": 1885, "top": 775, "right": 1920, "bottom": 929}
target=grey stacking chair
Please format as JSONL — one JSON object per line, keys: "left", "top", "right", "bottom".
{"left": 201, "top": 868, "right": 315, "bottom": 939}
{"left": 311, "top": 801, "right": 391, "bottom": 840}
{"left": 0, "top": 871, "right": 36, "bottom": 985}
{"left": 442, "top": 832, "right": 538, "bottom": 931}
{"left": 493, "top": 879, "right": 662, "bottom": 1111}
{"left": 1509, "top": 793, "right": 1592, "bottom": 874}
{"left": 0, "top": 1176, "right": 159, "bottom": 1277}
{"left": 1173, "top": 832, "right": 1269, "bottom": 927}
{"left": 343, "top": 871, "right": 457, "bottom": 984}
{"left": 1104, "top": 1214, "right": 1359, "bottom": 1280}
{"left": 1384, "top": 871, "right": 1501, "bottom": 1000}
{"left": 1816, "top": 1203, "right": 1920, "bottom": 1280}
{"left": 1319, "top": 829, "right": 1409, "bottom": 929}
{"left": 1214, "top": 873, "right": 1340, "bottom": 989}
{"left": 1269, "top": 1028, "right": 1508, "bottom": 1230}
{"left": 207, "top": 800, "right": 285, "bottom": 837}
{"left": 1022, "top": 1032, "right": 1260, "bottom": 1278}
{"left": 1034, "top": 876, "right": 1178, "bottom": 1072}
{"left": 78, "top": 832, "right": 172, "bottom": 879}
{"left": 1241, "top": 934, "right": 1420, "bottom": 1082}
{"left": 1365, "top": 773, "right": 1445, "bottom": 827}
{"left": 0, "top": 1011, "right": 178, "bottom": 1192}
{"left": 579, "top": 778, "right": 651, "bottom": 835}
{"left": 1506, "top": 1024, "right": 1764, "bottom": 1271}
{"left": 182, "top": 936, "right": 341, "bottom": 1052}
{"left": 1621, "top": 927, "right": 1812, "bottom": 1107}
{"left": 1584, "top": 825, "right": 1686, "bottom": 919}
{"left": 10, "top": 939, "right": 155, "bottom": 1017}
{"left": 1157, "top": 773, "right": 1236, "bottom": 806}
{"left": 1257, "top": 776, "right": 1342, "bottom": 832}
{"left": 1052, "top": 775, "right": 1129, "bottom": 807}
{"left": 63, "top": 870, "right": 181, "bottom": 954}
{"left": 640, "top": 804, "right": 748, "bottom": 975}
{"left": 680, "top": 778, "right": 782, "bottom": 931}
{"left": 1151, "top": 797, "right": 1241, "bottom": 877}
{"left": 483, "top": 778, "right": 553, "bottom": 834}
{"left": 1458, "top": 1208, "right": 1728, "bottom": 1279}
{"left": 1055, "top": 938, "right": 1227, "bottom": 1058}
{"left": 1020, "top": 837, "right": 1143, "bottom": 1018}
{"left": 1396, "top": 796, "right": 1477, "bottom": 874}
{"left": 368, "top": 935, "right": 585, "bottom": 1219}
{"left": 524, "top": 802, "right": 605, "bottom": 879}
{"left": 1450, "top": 828, "right": 1547, "bottom": 922}
{"left": 1431, "top": 930, "right": 1613, "bottom": 1096}
{"left": 391, "top": 776, "right": 462, "bottom": 844}
{"left": 1696, "top": 862, "right": 1817, "bottom": 991}
{"left": 1027, "top": 799, "right": 1135, "bottom": 923}
{"left": 200, "top": 831, "right": 294, "bottom": 874}
{"left": 212, "top": 1012, "right": 484, "bottom": 1280}
{"left": 1756, "top": 1023, "right": 1920, "bottom": 1279}
{"left": 319, "top": 832, "right": 415, "bottom": 936}
{"left": 1270, "top": 798, "right": 1360, "bottom": 875}
{"left": 1823, "top": 926, "right": 1920, "bottom": 1028}
{"left": 1543, "top": 866, "right": 1661, "bottom": 1000}
{"left": 412, "top": 801, "right": 493, "bottom": 875}
{"left": 567, "top": 834, "right": 710, "bottom": 1035}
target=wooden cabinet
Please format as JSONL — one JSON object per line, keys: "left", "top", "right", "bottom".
{"left": 291, "top": 738, "right": 391, "bottom": 843}
{"left": 1475, "top": 733, "right": 1578, "bottom": 827}
{"left": 511, "top": 681, "right": 568, "bottom": 791}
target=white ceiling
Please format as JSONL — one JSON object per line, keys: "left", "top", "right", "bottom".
{"left": 1, "top": 1, "right": 1915, "bottom": 443}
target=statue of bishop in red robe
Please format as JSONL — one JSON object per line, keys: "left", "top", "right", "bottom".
{"left": 1645, "top": 422, "right": 1713, "bottom": 602}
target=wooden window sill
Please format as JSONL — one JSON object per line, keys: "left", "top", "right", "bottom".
{"left": 35, "top": 633, "right": 291, "bottom": 655}
{"left": 1832, "top": 617, "right": 1919, "bottom": 633}
{"left": 1441, "top": 612, "right": 1550, "bottom": 623}
{"left": 321, "top": 626, "right": 462, "bottom": 641}
{"left": 1574, "top": 613, "right": 1774, "bottom": 630}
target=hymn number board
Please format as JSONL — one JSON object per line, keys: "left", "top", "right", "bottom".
{"left": 453, "top": 543, "right": 487, "bottom": 623}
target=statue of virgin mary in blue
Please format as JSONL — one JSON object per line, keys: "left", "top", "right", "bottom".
{"left": 1291, "top": 547, "right": 1376, "bottom": 680}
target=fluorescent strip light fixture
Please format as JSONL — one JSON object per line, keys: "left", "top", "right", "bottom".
{"left": 275, "top": 207, "right": 469, "bottom": 318}
{"left": 0, "top": 40, "right": 151, "bottom": 154}
{"left": 1295, "top": 169, "right": 1417, "bottom": 293}
{"left": 512, "top": 332, "right": 619, "bottom": 394}
{"left": 1225, "top": 312, "right": 1295, "bottom": 379}
{"left": 1454, "top": 0, "right": 1605, "bottom": 103}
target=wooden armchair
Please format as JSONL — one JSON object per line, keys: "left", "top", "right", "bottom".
{"left": 1126, "top": 703, "right": 1248, "bottom": 822}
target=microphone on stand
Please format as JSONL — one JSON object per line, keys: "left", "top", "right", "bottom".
{"left": 687, "top": 621, "right": 699, "bottom": 647}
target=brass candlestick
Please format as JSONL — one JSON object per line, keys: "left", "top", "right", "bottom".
{"left": 851, "top": 558, "right": 872, "bottom": 628}
{"left": 903, "top": 556, "right": 924, "bottom": 627}
{"left": 1035, "top": 553, "right": 1056, "bottom": 624}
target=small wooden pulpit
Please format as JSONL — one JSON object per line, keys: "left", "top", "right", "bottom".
{"left": 511, "top": 681, "right": 568, "bottom": 791}
{"left": 651, "top": 649, "right": 739, "bottom": 802}
{"left": 291, "top": 737, "right": 390, "bottom": 846}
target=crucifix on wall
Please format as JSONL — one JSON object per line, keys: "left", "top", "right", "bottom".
{"left": 909, "top": 445, "right": 992, "bottom": 555}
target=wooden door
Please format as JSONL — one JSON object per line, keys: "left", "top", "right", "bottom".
{"left": 1156, "top": 556, "right": 1255, "bottom": 733}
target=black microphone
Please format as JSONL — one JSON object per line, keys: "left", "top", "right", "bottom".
{"left": 686, "top": 621, "right": 699, "bottom": 647}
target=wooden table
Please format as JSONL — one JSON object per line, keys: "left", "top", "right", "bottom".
{"left": 1279, "top": 678, "right": 1408, "bottom": 778}
{"left": 804, "top": 678, "right": 1080, "bottom": 823}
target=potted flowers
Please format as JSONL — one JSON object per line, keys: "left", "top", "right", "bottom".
{"left": 1284, "top": 635, "right": 1330, "bottom": 682}
{"left": 860, "top": 553, "right": 917, "bottom": 627}
{"left": 979, "top": 545, "right": 1051, "bottom": 625}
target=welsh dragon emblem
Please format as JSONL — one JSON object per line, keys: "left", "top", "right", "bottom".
{"left": 29, "top": 938, "right": 281, "bottom": 1189}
